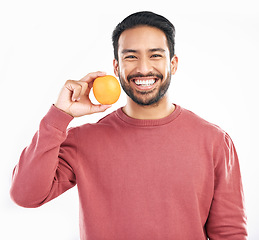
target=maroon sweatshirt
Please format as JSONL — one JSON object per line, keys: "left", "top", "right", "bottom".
{"left": 10, "top": 104, "right": 247, "bottom": 239}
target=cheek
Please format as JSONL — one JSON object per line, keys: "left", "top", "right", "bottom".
{"left": 154, "top": 61, "right": 170, "bottom": 79}
{"left": 118, "top": 62, "right": 134, "bottom": 79}
{"left": 117, "top": 65, "right": 128, "bottom": 83}
{"left": 118, "top": 66, "right": 126, "bottom": 79}
{"left": 163, "top": 59, "right": 172, "bottom": 74}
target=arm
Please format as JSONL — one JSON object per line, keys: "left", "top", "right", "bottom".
{"left": 10, "top": 71, "right": 111, "bottom": 207}
{"left": 206, "top": 133, "right": 248, "bottom": 239}
{"left": 10, "top": 106, "right": 76, "bottom": 207}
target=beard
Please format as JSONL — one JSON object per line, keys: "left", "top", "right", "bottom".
{"left": 118, "top": 70, "right": 171, "bottom": 106}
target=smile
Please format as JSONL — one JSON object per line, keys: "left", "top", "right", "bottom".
{"left": 131, "top": 77, "right": 159, "bottom": 91}
{"left": 134, "top": 79, "right": 156, "bottom": 86}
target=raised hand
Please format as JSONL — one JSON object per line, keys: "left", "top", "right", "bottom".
{"left": 55, "top": 71, "right": 112, "bottom": 117}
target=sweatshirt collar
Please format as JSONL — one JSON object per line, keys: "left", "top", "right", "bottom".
{"left": 115, "top": 104, "right": 182, "bottom": 127}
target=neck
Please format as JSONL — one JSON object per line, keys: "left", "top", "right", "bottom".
{"left": 122, "top": 94, "right": 175, "bottom": 120}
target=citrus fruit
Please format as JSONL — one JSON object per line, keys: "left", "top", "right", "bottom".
{"left": 93, "top": 75, "right": 121, "bottom": 105}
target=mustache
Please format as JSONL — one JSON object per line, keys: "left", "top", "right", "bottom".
{"left": 127, "top": 72, "right": 163, "bottom": 81}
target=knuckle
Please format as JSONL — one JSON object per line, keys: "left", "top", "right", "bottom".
{"left": 65, "top": 79, "right": 73, "bottom": 84}
{"left": 81, "top": 82, "right": 89, "bottom": 88}
{"left": 65, "top": 80, "right": 76, "bottom": 88}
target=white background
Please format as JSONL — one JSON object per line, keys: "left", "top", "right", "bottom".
{"left": 1, "top": 0, "right": 258, "bottom": 239}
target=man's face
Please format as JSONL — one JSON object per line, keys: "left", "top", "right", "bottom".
{"left": 113, "top": 25, "right": 177, "bottom": 106}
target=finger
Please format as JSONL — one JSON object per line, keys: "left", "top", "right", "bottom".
{"left": 88, "top": 81, "right": 93, "bottom": 90}
{"left": 65, "top": 80, "right": 82, "bottom": 102}
{"left": 71, "top": 85, "right": 82, "bottom": 102}
{"left": 77, "top": 81, "right": 89, "bottom": 98}
{"left": 90, "top": 104, "right": 112, "bottom": 114}
{"left": 80, "top": 71, "right": 106, "bottom": 83}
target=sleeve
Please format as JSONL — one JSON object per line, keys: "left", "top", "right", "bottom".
{"left": 205, "top": 133, "right": 248, "bottom": 239}
{"left": 10, "top": 105, "right": 77, "bottom": 208}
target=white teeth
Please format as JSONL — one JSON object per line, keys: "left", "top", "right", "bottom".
{"left": 134, "top": 79, "right": 156, "bottom": 86}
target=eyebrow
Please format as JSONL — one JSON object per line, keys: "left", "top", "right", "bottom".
{"left": 149, "top": 48, "right": 166, "bottom": 53}
{"left": 121, "top": 49, "right": 138, "bottom": 54}
{"left": 121, "top": 48, "right": 166, "bottom": 54}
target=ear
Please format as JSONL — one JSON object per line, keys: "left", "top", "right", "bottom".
{"left": 170, "top": 55, "right": 178, "bottom": 75}
{"left": 113, "top": 59, "right": 119, "bottom": 77}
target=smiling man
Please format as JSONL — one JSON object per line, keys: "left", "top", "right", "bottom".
{"left": 114, "top": 26, "right": 176, "bottom": 109}
{"left": 10, "top": 11, "right": 247, "bottom": 239}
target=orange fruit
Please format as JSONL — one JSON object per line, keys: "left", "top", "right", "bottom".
{"left": 93, "top": 75, "right": 121, "bottom": 105}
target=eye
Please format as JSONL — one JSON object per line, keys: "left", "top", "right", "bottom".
{"left": 124, "top": 55, "right": 137, "bottom": 59}
{"left": 151, "top": 54, "right": 163, "bottom": 58}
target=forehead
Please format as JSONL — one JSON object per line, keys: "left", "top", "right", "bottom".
{"left": 118, "top": 26, "right": 169, "bottom": 52}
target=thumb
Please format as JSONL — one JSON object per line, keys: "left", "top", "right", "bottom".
{"left": 90, "top": 104, "right": 112, "bottom": 114}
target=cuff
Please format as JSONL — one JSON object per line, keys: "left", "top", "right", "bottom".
{"left": 43, "top": 105, "right": 74, "bottom": 132}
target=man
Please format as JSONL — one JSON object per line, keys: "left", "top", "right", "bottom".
{"left": 10, "top": 11, "right": 247, "bottom": 239}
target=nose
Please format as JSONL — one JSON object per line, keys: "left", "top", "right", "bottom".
{"left": 136, "top": 58, "right": 153, "bottom": 75}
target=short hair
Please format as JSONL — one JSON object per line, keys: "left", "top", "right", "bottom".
{"left": 112, "top": 11, "right": 176, "bottom": 61}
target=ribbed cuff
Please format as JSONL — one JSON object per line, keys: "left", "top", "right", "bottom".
{"left": 43, "top": 105, "right": 74, "bottom": 132}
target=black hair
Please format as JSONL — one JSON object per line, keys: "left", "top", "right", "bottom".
{"left": 112, "top": 11, "right": 175, "bottom": 61}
